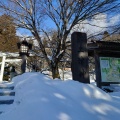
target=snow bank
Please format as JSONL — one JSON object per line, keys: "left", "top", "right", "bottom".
{"left": 0, "top": 73, "right": 120, "bottom": 120}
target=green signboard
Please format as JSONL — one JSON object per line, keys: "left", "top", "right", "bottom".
{"left": 100, "top": 57, "right": 120, "bottom": 82}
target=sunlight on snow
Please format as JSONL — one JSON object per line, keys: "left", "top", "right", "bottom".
{"left": 83, "top": 87, "right": 91, "bottom": 97}
{"left": 93, "top": 103, "right": 120, "bottom": 115}
{"left": 83, "top": 85, "right": 112, "bottom": 101}
{"left": 54, "top": 93, "right": 66, "bottom": 100}
{"left": 58, "top": 112, "right": 71, "bottom": 120}
{"left": 40, "top": 97, "right": 49, "bottom": 102}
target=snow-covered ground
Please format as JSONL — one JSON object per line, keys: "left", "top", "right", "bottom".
{"left": 0, "top": 72, "right": 120, "bottom": 120}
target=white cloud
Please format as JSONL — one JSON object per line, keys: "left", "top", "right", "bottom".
{"left": 109, "top": 14, "right": 120, "bottom": 26}
{"left": 72, "top": 13, "right": 119, "bottom": 36}
{"left": 72, "top": 13, "right": 107, "bottom": 35}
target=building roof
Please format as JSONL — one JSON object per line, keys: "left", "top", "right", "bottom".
{"left": 87, "top": 41, "right": 120, "bottom": 56}
{"left": 88, "top": 41, "right": 120, "bottom": 50}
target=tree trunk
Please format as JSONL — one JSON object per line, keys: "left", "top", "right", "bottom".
{"left": 51, "top": 64, "right": 60, "bottom": 79}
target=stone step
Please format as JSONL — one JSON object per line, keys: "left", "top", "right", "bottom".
{"left": 0, "top": 96, "right": 15, "bottom": 101}
{"left": 0, "top": 104, "right": 12, "bottom": 113}
{"left": 0, "top": 86, "right": 14, "bottom": 90}
{"left": 0, "top": 91, "right": 15, "bottom": 96}
{"left": 0, "top": 100, "right": 14, "bottom": 105}
{"left": 0, "top": 83, "right": 15, "bottom": 114}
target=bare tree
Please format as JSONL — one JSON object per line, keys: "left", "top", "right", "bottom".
{"left": 0, "top": 0, "right": 119, "bottom": 79}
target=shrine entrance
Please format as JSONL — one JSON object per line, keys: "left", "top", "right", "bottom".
{"left": 0, "top": 53, "right": 21, "bottom": 82}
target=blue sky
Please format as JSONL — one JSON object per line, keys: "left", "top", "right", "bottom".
{"left": 16, "top": 13, "right": 120, "bottom": 38}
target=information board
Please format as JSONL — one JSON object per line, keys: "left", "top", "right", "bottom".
{"left": 100, "top": 57, "right": 120, "bottom": 82}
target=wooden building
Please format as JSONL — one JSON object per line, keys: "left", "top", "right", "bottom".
{"left": 87, "top": 41, "right": 120, "bottom": 88}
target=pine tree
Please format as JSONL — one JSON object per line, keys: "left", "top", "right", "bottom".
{"left": 0, "top": 14, "right": 19, "bottom": 52}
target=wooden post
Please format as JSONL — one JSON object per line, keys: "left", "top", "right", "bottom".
{"left": 94, "top": 51, "right": 101, "bottom": 88}
{"left": 71, "top": 32, "right": 90, "bottom": 83}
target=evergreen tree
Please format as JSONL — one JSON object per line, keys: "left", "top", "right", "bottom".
{"left": 0, "top": 14, "right": 19, "bottom": 52}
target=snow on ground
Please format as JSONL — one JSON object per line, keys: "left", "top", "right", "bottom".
{"left": 0, "top": 72, "right": 120, "bottom": 120}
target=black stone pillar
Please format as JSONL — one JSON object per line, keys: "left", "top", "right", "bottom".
{"left": 71, "top": 32, "right": 90, "bottom": 83}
